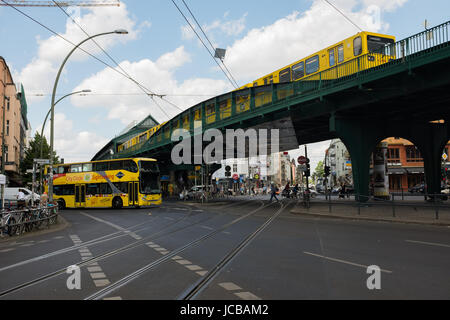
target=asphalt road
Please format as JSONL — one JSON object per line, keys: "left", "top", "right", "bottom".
{"left": 0, "top": 199, "right": 449, "bottom": 300}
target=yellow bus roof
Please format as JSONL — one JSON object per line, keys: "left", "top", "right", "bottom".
{"left": 49, "top": 157, "right": 157, "bottom": 167}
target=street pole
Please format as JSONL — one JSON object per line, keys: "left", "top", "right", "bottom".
{"left": 1, "top": 70, "right": 8, "bottom": 210}
{"left": 305, "top": 145, "right": 309, "bottom": 193}
{"left": 39, "top": 90, "right": 90, "bottom": 194}
{"left": 48, "top": 30, "right": 127, "bottom": 203}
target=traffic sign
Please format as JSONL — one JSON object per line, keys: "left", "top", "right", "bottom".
{"left": 34, "top": 159, "right": 50, "bottom": 165}
{"left": 232, "top": 173, "right": 239, "bottom": 180}
{"left": 0, "top": 174, "right": 5, "bottom": 185}
{"left": 297, "top": 156, "right": 308, "bottom": 165}
{"left": 254, "top": 174, "right": 260, "bottom": 180}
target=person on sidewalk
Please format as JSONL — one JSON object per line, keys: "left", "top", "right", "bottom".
{"left": 17, "top": 189, "right": 26, "bottom": 209}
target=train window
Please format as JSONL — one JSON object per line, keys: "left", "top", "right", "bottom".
{"left": 82, "top": 163, "right": 93, "bottom": 172}
{"left": 329, "top": 49, "right": 335, "bottom": 66}
{"left": 279, "top": 67, "right": 291, "bottom": 83}
{"left": 367, "top": 35, "right": 395, "bottom": 53}
{"left": 353, "top": 36, "right": 362, "bottom": 56}
{"left": 305, "top": 55, "right": 319, "bottom": 75}
{"left": 338, "top": 45, "right": 344, "bottom": 63}
{"left": 263, "top": 75, "right": 273, "bottom": 85}
{"left": 292, "top": 62, "right": 304, "bottom": 80}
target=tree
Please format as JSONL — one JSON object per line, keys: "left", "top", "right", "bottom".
{"left": 312, "top": 160, "right": 324, "bottom": 182}
{"left": 20, "top": 132, "right": 60, "bottom": 188}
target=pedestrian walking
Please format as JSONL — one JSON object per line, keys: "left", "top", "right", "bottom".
{"left": 269, "top": 184, "right": 279, "bottom": 203}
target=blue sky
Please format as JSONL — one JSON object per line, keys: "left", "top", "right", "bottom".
{"left": 0, "top": 0, "right": 449, "bottom": 168}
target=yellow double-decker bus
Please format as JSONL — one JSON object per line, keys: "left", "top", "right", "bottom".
{"left": 44, "top": 158, "right": 162, "bottom": 209}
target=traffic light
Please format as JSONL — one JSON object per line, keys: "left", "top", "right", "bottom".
{"left": 324, "top": 166, "right": 330, "bottom": 177}
{"left": 305, "top": 163, "right": 311, "bottom": 177}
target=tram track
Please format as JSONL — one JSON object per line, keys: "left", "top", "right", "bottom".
{"left": 0, "top": 199, "right": 257, "bottom": 297}
{"left": 85, "top": 199, "right": 286, "bottom": 300}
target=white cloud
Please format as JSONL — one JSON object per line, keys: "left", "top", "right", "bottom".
{"left": 225, "top": 0, "right": 408, "bottom": 82}
{"left": 71, "top": 46, "right": 232, "bottom": 125}
{"left": 13, "top": 3, "right": 139, "bottom": 102}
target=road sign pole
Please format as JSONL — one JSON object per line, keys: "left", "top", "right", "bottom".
{"left": 32, "top": 161, "right": 36, "bottom": 205}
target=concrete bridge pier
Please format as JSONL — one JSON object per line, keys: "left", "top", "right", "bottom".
{"left": 330, "top": 114, "right": 449, "bottom": 201}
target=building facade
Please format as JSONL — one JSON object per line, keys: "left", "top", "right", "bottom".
{"left": 1, "top": 57, "right": 28, "bottom": 186}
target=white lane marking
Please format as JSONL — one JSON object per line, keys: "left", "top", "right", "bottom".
{"left": 176, "top": 259, "right": 192, "bottom": 265}
{"left": 234, "top": 292, "right": 262, "bottom": 300}
{"left": 303, "top": 252, "right": 393, "bottom": 273}
{"left": 146, "top": 242, "right": 154, "bottom": 245}
{"left": 196, "top": 271, "right": 207, "bottom": 276}
{"left": 79, "top": 249, "right": 90, "bottom": 253}
{"left": 171, "top": 256, "right": 183, "bottom": 260}
{"left": 37, "top": 240, "right": 50, "bottom": 243}
{"left": 185, "top": 265, "right": 203, "bottom": 271}
{"left": 148, "top": 244, "right": 160, "bottom": 248}
{"left": 200, "top": 225, "right": 214, "bottom": 230}
{"left": 160, "top": 251, "right": 169, "bottom": 255}
{"left": 174, "top": 208, "right": 188, "bottom": 211}
{"left": 94, "top": 279, "right": 111, "bottom": 287}
{"left": 20, "top": 243, "right": 34, "bottom": 247}
{"left": 90, "top": 272, "right": 107, "bottom": 279}
{"left": 87, "top": 266, "right": 103, "bottom": 273}
{"left": 53, "top": 236, "right": 64, "bottom": 239}
{"left": 154, "top": 247, "right": 166, "bottom": 251}
{"left": 192, "top": 210, "right": 203, "bottom": 212}
{"left": 405, "top": 240, "right": 450, "bottom": 248}
{"left": 0, "top": 248, "right": 14, "bottom": 253}
{"left": 80, "top": 252, "right": 92, "bottom": 257}
{"left": 219, "top": 282, "right": 242, "bottom": 291}
{"left": 103, "top": 297, "right": 122, "bottom": 300}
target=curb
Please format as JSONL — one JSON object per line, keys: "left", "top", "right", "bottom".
{"left": 290, "top": 209, "right": 450, "bottom": 227}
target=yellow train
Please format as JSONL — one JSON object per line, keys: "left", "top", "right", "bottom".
{"left": 119, "top": 31, "right": 396, "bottom": 146}
{"left": 118, "top": 122, "right": 167, "bottom": 152}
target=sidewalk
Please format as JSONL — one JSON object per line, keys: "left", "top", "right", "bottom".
{"left": 290, "top": 200, "right": 450, "bottom": 226}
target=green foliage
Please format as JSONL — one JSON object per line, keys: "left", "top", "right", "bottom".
{"left": 20, "top": 132, "right": 59, "bottom": 186}
{"left": 312, "top": 160, "right": 324, "bottom": 180}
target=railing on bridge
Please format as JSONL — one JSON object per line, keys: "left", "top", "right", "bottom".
{"left": 115, "top": 21, "right": 450, "bottom": 158}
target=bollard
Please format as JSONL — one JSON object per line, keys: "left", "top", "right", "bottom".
{"left": 392, "top": 193, "right": 396, "bottom": 217}
{"left": 434, "top": 195, "right": 439, "bottom": 220}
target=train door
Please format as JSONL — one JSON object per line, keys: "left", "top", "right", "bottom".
{"left": 75, "top": 184, "right": 86, "bottom": 208}
{"left": 128, "top": 182, "right": 139, "bottom": 206}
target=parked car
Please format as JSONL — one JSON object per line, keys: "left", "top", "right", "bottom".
{"left": 4, "top": 187, "right": 40, "bottom": 206}
{"left": 408, "top": 183, "right": 425, "bottom": 193}
{"left": 179, "top": 185, "right": 205, "bottom": 200}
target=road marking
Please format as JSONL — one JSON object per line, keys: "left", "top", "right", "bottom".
{"left": 94, "top": 279, "right": 111, "bottom": 287}
{"left": 38, "top": 240, "right": 50, "bottom": 243}
{"left": 174, "top": 208, "right": 188, "bottom": 211}
{"left": 196, "top": 271, "right": 207, "bottom": 276}
{"left": 90, "top": 272, "right": 107, "bottom": 279}
{"left": 148, "top": 244, "right": 160, "bottom": 248}
{"left": 176, "top": 259, "right": 192, "bottom": 265}
{"left": 200, "top": 225, "right": 214, "bottom": 230}
{"left": 146, "top": 241, "right": 154, "bottom": 245}
{"left": 53, "top": 236, "right": 64, "bottom": 239}
{"left": 103, "top": 296, "right": 122, "bottom": 300}
{"left": 160, "top": 250, "right": 169, "bottom": 255}
{"left": 80, "top": 252, "right": 92, "bottom": 257}
{"left": 185, "top": 265, "right": 203, "bottom": 271}
{"left": 219, "top": 282, "right": 242, "bottom": 291}
{"left": 0, "top": 248, "right": 14, "bottom": 253}
{"left": 154, "top": 247, "right": 167, "bottom": 251}
{"left": 192, "top": 210, "right": 203, "bottom": 212}
{"left": 405, "top": 240, "right": 450, "bottom": 248}
{"left": 20, "top": 243, "right": 34, "bottom": 247}
{"left": 87, "top": 266, "right": 103, "bottom": 273}
{"left": 171, "top": 256, "right": 183, "bottom": 260}
{"left": 234, "top": 292, "right": 262, "bottom": 300}
{"left": 303, "top": 251, "right": 393, "bottom": 273}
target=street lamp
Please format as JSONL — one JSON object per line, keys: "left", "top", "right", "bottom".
{"left": 48, "top": 29, "right": 128, "bottom": 202}
{"left": 39, "top": 89, "right": 91, "bottom": 193}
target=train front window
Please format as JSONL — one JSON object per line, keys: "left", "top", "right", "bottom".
{"left": 353, "top": 36, "right": 362, "bottom": 56}
{"left": 367, "top": 35, "right": 395, "bottom": 54}
{"left": 139, "top": 161, "right": 161, "bottom": 194}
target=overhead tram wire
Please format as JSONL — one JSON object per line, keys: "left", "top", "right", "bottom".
{"left": 322, "top": 0, "right": 363, "bottom": 32}
{"left": 51, "top": 0, "right": 184, "bottom": 117}
{"left": 180, "top": 0, "right": 239, "bottom": 88}
{"left": 0, "top": 0, "right": 176, "bottom": 120}
{"left": 170, "top": 0, "right": 239, "bottom": 89}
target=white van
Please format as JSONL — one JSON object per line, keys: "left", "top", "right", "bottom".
{"left": 4, "top": 187, "right": 40, "bottom": 206}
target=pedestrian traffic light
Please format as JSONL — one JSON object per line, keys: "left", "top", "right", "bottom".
{"left": 324, "top": 166, "right": 330, "bottom": 177}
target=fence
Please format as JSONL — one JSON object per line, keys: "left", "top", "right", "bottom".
{"left": 0, "top": 205, "right": 59, "bottom": 237}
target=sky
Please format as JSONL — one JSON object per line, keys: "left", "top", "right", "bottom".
{"left": 0, "top": 0, "right": 449, "bottom": 171}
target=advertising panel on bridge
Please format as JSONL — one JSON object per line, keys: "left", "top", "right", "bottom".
{"left": 373, "top": 142, "right": 390, "bottom": 199}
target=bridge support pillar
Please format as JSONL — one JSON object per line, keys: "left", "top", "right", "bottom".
{"left": 330, "top": 116, "right": 379, "bottom": 202}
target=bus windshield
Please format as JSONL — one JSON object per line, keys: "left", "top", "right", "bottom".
{"left": 139, "top": 161, "right": 161, "bottom": 194}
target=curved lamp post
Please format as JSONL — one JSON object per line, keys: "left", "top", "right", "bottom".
{"left": 39, "top": 89, "right": 91, "bottom": 193}
{"left": 48, "top": 29, "right": 128, "bottom": 202}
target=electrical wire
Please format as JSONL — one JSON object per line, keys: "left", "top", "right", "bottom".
{"left": 180, "top": 0, "right": 239, "bottom": 88}
{"left": 322, "top": 0, "right": 363, "bottom": 32}
{"left": 170, "top": 0, "right": 238, "bottom": 89}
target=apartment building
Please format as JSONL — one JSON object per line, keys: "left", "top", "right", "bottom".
{"left": 1, "top": 57, "right": 29, "bottom": 186}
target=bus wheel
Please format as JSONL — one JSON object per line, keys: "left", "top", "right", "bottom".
{"left": 58, "top": 199, "right": 66, "bottom": 210}
{"left": 112, "top": 197, "right": 123, "bottom": 209}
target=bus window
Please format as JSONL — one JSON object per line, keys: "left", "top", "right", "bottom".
{"left": 95, "top": 162, "right": 109, "bottom": 171}
{"left": 86, "top": 184, "right": 98, "bottom": 195}
{"left": 305, "top": 55, "right": 319, "bottom": 75}
{"left": 54, "top": 185, "right": 62, "bottom": 195}
{"left": 353, "top": 36, "right": 362, "bottom": 56}
{"left": 83, "top": 163, "right": 92, "bottom": 172}
{"left": 109, "top": 161, "right": 122, "bottom": 171}
{"left": 329, "top": 49, "right": 335, "bottom": 67}
{"left": 114, "top": 182, "right": 128, "bottom": 193}
{"left": 63, "top": 185, "right": 75, "bottom": 196}
{"left": 292, "top": 62, "right": 304, "bottom": 80}
{"left": 338, "top": 45, "right": 344, "bottom": 63}
{"left": 70, "top": 164, "right": 82, "bottom": 173}
{"left": 99, "top": 183, "right": 112, "bottom": 195}
{"left": 279, "top": 67, "right": 291, "bottom": 83}
{"left": 123, "top": 160, "right": 138, "bottom": 173}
